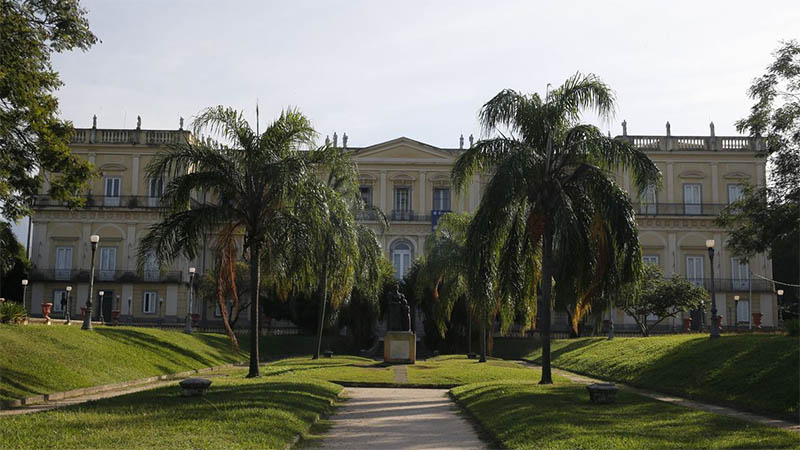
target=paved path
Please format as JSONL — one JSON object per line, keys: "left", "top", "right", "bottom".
{"left": 320, "top": 387, "right": 485, "bottom": 449}
{"left": 519, "top": 361, "right": 800, "bottom": 433}
{"left": 0, "top": 379, "right": 178, "bottom": 416}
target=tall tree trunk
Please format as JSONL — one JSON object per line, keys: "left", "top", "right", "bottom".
{"left": 479, "top": 315, "right": 487, "bottom": 362}
{"left": 246, "top": 244, "right": 261, "bottom": 378}
{"left": 540, "top": 222, "right": 554, "bottom": 384}
{"left": 313, "top": 257, "right": 329, "bottom": 360}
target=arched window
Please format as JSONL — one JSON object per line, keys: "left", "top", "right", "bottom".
{"left": 391, "top": 240, "right": 414, "bottom": 280}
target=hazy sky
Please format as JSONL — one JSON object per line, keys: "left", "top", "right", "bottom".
{"left": 51, "top": 0, "right": 800, "bottom": 148}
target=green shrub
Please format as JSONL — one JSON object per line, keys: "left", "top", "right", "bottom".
{"left": 786, "top": 319, "right": 799, "bottom": 337}
{"left": 0, "top": 301, "right": 27, "bottom": 324}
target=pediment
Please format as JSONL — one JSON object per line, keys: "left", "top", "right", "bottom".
{"left": 99, "top": 163, "right": 127, "bottom": 172}
{"left": 353, "top": 137, "right": 454, "bottom": 161}
{"left": 723, "top": 171, "right": 751, "bottom": 180}
{"left": 678, "top": 170, "right": 705, "bottom": 179}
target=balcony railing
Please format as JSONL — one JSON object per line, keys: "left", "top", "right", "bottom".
{"left": 29, "top": 269, "right": 182, "bottom": 283}
{"left": 70, "top": 128, "right": 188, "bottom": 145}
{"left": 620, "top": 135, "right": 763, "bottom": 152}
{"left": 34, "top": 195, "right": 164, "bottom": 209}
{"left": 686, "top": 278, "right": 773, "bottom": 292}
{"left": 633, "top": 203, "right": 728, "bottom": 217}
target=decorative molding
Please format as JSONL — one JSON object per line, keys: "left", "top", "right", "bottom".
{"left": 678, "top": 170, "right": 705, "bottom": 179}
{"left": 99, "top": 163, "right": 127, "bottom": 172}
{"left": 723, "top": 171, "right": 751, "bottom": 180}
{"left": 388, "top": 173, "right": 417, "bottom": 182}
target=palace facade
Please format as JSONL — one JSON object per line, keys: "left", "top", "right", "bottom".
{"left": 24, "top": 121, "right": 779, "bottom": 330}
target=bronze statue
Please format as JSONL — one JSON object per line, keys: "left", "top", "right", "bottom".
{"left": 388, "top": 284, "right": 411, "bottom": 332}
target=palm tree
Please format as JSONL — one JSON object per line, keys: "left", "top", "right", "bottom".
{"left": 140, "top": 106, "right": 333, "bottom": 378}
{"left": 311, "top": 155, "right": 387, "bottom": 360}
{"left": 452, "top": 73, "right": 661, "bottom": 383}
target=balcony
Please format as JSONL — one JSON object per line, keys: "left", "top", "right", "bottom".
{"left": 29, "top": 269, "right": 183, "bottom": 283}
{"left": 633, "top": 203, "right": 728, "bottom": 217}
{"left": 687, "top": 278, "right": 773, "bottom": 293}
{"left": 34, "top": 195, "right": 163, "bottom": 210}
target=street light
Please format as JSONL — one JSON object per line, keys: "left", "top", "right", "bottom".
{"left": 65, "top": 286, "right": 72, "bottom": 325}
{"left": 184, "top": 267, "right": 196, "bottom": 334}
{"left": 734, "top": 295, "right": 740, "bottom": 332}
{"left": 98, "top": 290, "right": 105, "bottom": 324}
{"left": 706, "top": 239, "right": 720, "bottom": 339}
{"left": 82, "top": 234, "right": 100, "bottom": 330}
{"left": 777, "top": 289, "right": 785, "bottom": 326}
{"left": 21, "top": 279, "right": 28, "bottom": 311}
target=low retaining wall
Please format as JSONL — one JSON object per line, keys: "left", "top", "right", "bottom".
{"left": 1, "top": 362, "right": 243, "bottom": 409}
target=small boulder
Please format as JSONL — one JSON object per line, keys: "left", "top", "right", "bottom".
{"left": 179, "top": 377, "right": 212, "bottom": 397}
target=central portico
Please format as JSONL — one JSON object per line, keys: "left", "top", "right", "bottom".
{"left": 348, "top": 137, "right": 483, "bottom": 279}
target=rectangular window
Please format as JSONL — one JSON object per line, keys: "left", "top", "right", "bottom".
{"left": 686, "top": 256, "right": 704, "bottom": 286}
{"left": 432, "top": 188, "right": 451, "bottom": 211}
{"left": 52, "top": 289, "right": 67, "bottom": 312}
{"left": 727, "top": 184, "right": 744, "bottom": 204}
{"left": 359, "top": 186, "right": 373, "bottom": 207}
{"left": 643, "top": 255, "right": 659, "bottom": 266}
{"left": 104, "top": 177, "right": 121, "bottom": 206}
{"left": 143, "top": 291, "right": 157, "bottom": 314}
{"left": 393, "top": 187, "right": 411, "bottom": 211}
{"left": 639, "top": 185, "right": 657, "bottom": 215}
{"left": 683, "top": 183, "right": 701, "bottom": 215}
{"left": 736, "top": 300, "right": 750, "bottom": 323}
{"left": 731, "top": 258, "right": 750, "bottom": 290}
{"left": 143, "top": 251, "right": 159, "bottom": 282}
{"left": 99, "top": 247, "right": 117, "bottom": 281}
{"left": 148, "top": 177, "right": 163, "bottom": 207}
{"left": 54, "top": 246, "right": 73, "bottom": 280}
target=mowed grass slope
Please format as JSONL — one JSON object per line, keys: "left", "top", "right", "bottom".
{"left": 493, "top": 334, "right": 799, "bottom": 419}
{"left": 406, "top": 355, "right": 568, "bottom": 385}
{"left": 452, "top": 381, "right": 800, "bottom": 450}
{"left": 0, "top": 324, "right": 246, "bottom": 402}
{"left": 1, "top": 368, "right": 342, "bottom": 449}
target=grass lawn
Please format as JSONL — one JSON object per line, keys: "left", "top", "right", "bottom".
{"left": 493, "top": 334, "right": 799, "bottom": 420}
{"left": 452, "top": 380, "right": 800, "bottom": 449}
{"left": 0, "top": 324, "right": 246, "bottom": 402}
{"left": 265, "top": 355, "right": 396, "bottom": 384}
{"left": 0, "top": 368, "right": 342, "bottom": 449}
{"left": 406, "top": 355, "right": 568, "bottom": 385}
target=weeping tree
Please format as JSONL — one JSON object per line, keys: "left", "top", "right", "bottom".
{"left": 140, "top": 106, "right": 335, "bottom": 378}
{"left": 311, "top": 152, "right": 387, "bottom": 360}
{"left": 452, "top": 73, "right": 661, "bottom": 383}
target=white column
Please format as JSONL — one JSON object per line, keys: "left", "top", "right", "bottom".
{"left": 756, "top": 160, "right": 766, "bottom": 187}
{"left": 126, "top": 225, "right": 136, "bottom": 269}
{"left": 714, "top": 231, "right": 723, "bottom": 277}
{"left": 667, "top": 232, "right": 677, "bottom": 276}
{"left": 122, "top": 284, "right": 133, "bottom": 315}
{"left": 131, "top": 155, "right": 140, "bottom": 196}
{"left": 468, "top": 179, "right": 480, "bottom": 211}
{"left": 418, "top": 172, "right": 426, "bottom": 215}
{"left": 711, "top": 162, "right": 719, "bottom": 204}
{"left": 666, "top": 163, "right": 675, "bottom": 203}
{"left": 380, "top": 170, "right": 388, "bottom": 212}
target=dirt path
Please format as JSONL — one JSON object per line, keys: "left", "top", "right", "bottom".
{"left": 320, "top": 387, "right": 485, "bottom": 449}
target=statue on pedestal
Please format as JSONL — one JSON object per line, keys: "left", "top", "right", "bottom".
{"left": 388, "top": 284, "right": 411, "bottom": 332}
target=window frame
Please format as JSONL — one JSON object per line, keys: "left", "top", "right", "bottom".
{"left": 143, "top": 291, "right": 158, "bottom": 314}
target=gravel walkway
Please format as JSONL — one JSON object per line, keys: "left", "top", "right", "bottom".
{"left": 320, "top": 387, "right": 485, "bottom": 449}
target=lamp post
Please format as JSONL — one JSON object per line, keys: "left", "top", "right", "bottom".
{"left": 777, "top": 289, "right": 785, "bottom": 327}
{"left": 82, "top": 234, "right": 100, "bottom": 330}
{"left": 65, "top": 286, "right": 72, "bottom": 325}
{"left": 184, "top": 267, "right": 195, "bottom": 334}
{"left": 98, "top": 290, "right": 105, "bottom": 324}
{"left": 734, "top": 295, "right": 740, "bottom": 332}
{"left": 21, "top": 279, "right": 28, "bottom": 310}
{"left": 706, "top": 239, "right": 720, "bottom": 339}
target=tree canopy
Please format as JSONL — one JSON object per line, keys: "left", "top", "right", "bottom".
{"left": 0, "top": 0, "right": 98, "bottom": 221}
{"left": 452, "top": 73, "right": 661, "bottom": 383}
{"left": 716, "top": 40, "right": 799, "bottom": 315}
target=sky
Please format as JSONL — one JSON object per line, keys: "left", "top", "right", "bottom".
{"left": 10, "top": 0, "right": 800, "bottom": 241}
{"left": 51, "top": 0, "right": 800, "bottom": 147}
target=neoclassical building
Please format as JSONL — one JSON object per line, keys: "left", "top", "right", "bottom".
{"left": 25, "top": 121, "right": 779, "bottom": 330}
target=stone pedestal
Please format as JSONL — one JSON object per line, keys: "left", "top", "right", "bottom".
{"left": 384, "top": 331, "right": 416, "bottom": 364}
